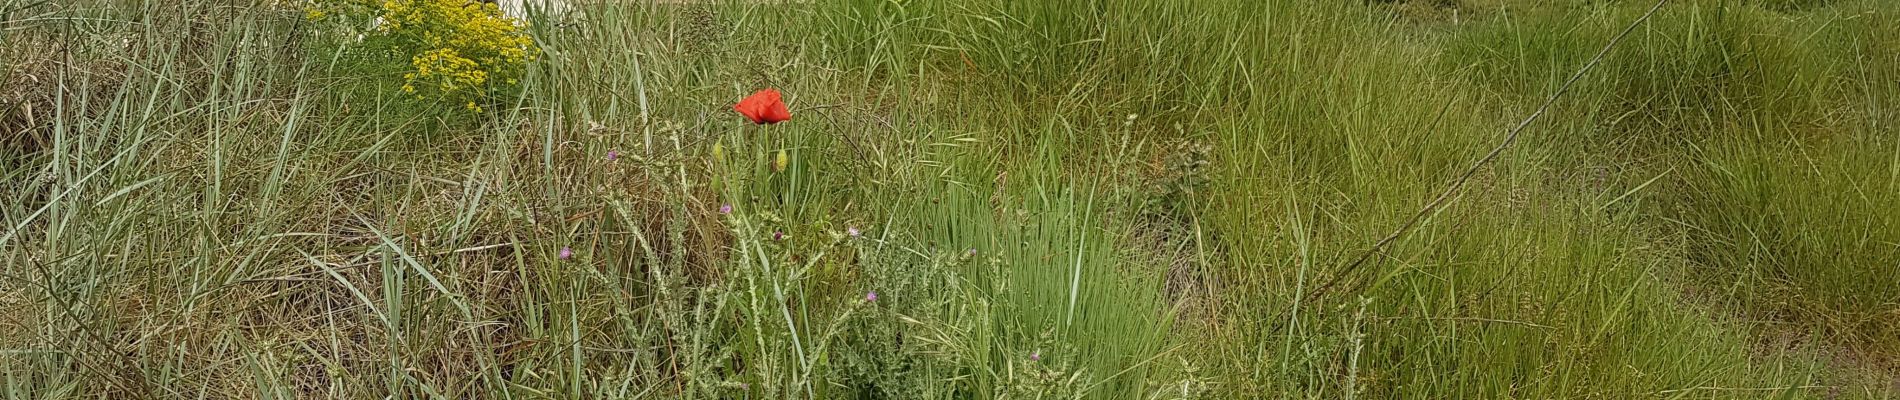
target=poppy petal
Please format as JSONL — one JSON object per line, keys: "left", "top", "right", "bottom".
{"left": 734, "top": 89, "right": 791, "bottom": 124}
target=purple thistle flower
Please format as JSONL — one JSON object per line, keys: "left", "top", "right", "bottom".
{"left": 865, "top": 291, "right": 878, "bottom": 302}
{"left": 606, "top": 149, "right": 619, "bottom": 161}
{"left": 719, "top": 204, "right": 732, "bottom": 214}
{"left": 773, "top": 231, "right": 786, "bottom": 241}
{"left": 847, "top": 226, "right": 861, "bottom": 238}
{"left": 558, "top": 247, "right": 573, "bottom": 260}
{"left": 1030, "top": 351, "right": 1041, "bottom": 362}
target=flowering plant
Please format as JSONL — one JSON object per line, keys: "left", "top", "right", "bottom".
{"left": 304, "top": 0, "right": 538, "bottom": 112}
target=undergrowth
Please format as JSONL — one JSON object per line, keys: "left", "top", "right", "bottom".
{"left": 1, "top": 0, "right": 1896, "bottom": 398}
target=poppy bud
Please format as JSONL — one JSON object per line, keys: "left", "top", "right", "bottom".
{"left": 712, "top": 141, "right": 726, "bottom": 163}
{"left": 773, "top": 149, "right": 789, "bottom": 173}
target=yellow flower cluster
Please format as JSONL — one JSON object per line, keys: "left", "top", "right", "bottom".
{"left": 307, "top": 0, "right": 535, "bottom": 110}
{"left": 369, "top": 0, "right": 537, "bottom": 112}
{"left": 403, "top": 48, "right": 488, "bottom": 109}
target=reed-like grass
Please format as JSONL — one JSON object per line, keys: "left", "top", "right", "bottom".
{"left": 2, "top": 0, "right": 1896, "bottom": 398}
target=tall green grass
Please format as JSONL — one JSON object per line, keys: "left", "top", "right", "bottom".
{"left": 2, "top": 0, "right": 1897, "bottom": 398}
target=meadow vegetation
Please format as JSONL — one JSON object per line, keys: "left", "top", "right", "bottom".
{"left": 1, "top": 0, "right": 1896, "bottom": 398}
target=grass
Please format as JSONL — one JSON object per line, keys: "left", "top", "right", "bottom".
{"left": 2, "top": 0, "right": 1897, "bottom": 398}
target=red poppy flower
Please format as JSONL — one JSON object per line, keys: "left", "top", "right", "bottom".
{"left": 733, "top": 89, "right": 791, "bottom": 124}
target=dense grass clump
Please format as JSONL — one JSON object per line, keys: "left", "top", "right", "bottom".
{"left": 2, "top": 0, "right": 1897, "bottom": 398}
